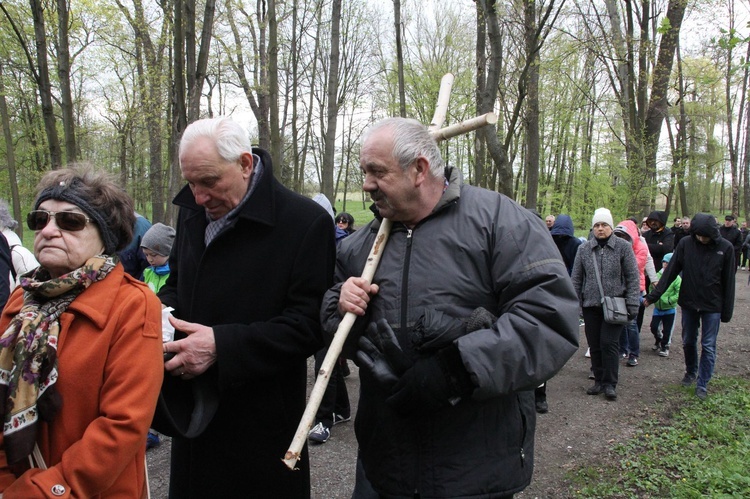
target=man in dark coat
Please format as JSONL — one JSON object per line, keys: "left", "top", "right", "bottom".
{"left": 645, "top": 213, "right": 735, "bottom": 400}
{"left": 550, "top": 214, "right": 583, "bottom": 275}
{"left": 156, "top": 117, "right": 336, "bottom": 498}
{"left": 321, "top": 118, "right": 579, "bottom": 497}
{"left": 643, "top": 210, "right": 674, "bottom": 268}
{"left": 673, "top": 215, "right": 691, "bottom": 247}
{"left": 719, "top": 215, "right": 742, "bottom": 270}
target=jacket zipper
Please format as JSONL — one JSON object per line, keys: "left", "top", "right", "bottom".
{"left": 400, "top": 228, "right": 413, "bottom": 335}
{"left": 400, "top": 228, "right": 421, "bottom": 494}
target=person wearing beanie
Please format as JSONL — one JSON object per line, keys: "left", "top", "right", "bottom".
{"left": 140, "top": 222, "right": 176, "bottom": 450}
{"left": 140, "top": 222, "right": 175, "bottom": 294}
{"left": 591, "top": 207, "right": 615, "bottom": 230}
{"left": 572, "top": 208, "right": 640, "bottom": 401}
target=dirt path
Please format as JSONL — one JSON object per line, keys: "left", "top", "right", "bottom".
{"left": 147, "top": 278, "right": 750, "bottom": 498}
{"left": 519, "top": 276, "right": 750, "bottom": 498}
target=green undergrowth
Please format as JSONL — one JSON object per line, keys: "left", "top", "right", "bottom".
{"left": 568, "top": 376, "right": 750, "bottom": 498}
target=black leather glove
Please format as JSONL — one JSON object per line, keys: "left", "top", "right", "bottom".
{"left": 386, "top": 344, "right": 474, "bottom": 417}
{"left": 355, "top": 319, "right": 412, "bottom": 391}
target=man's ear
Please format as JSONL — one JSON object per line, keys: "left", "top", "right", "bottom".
{"left": 413, "top": 156, "right": 431, "bottom": 186}
{"left": 239, "top": 151, "right": 254, "bottom": 179}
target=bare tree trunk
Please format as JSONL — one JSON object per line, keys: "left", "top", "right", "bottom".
{"left": 0, "top": 64, "right": 23, "bottom": 239}
{"left": 290, "top": 0, "right": 301, "bottom": 191}
{"left": 475, "top": 0, "right": 511, "bottom": 196}
{"left": 393, "top": 0, "right": 406, "bottom": 117}
{"left": 116, "top": 0, "right": 169, "bottom": 221}
{"left": 56, "top": 0, "right": 77, "bottom": 163}
{"left": 474, "top": 0, "right": 487, "bottom": 188}
{"left": 322, "top": 0, "right": 342, "bottom": 201}
{"left": 187, "top": 0, "right": 215, "bottom": 121}
{"left": 523, "top": 0, "right": 540, "bottom": 209}
{"left": 642, "top": 0, "right": 687, "bottom": 210}
{"left": 268, "top": 0, "right": 282, "bottom": 171}
{"left": 29, "top": 0, "right": 63, "bottom": 168}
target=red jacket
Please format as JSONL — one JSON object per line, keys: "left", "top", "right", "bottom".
{"left": 0, "top": 265, "right": 163, "bottom": 498}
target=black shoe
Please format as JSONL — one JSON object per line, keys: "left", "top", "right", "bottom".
{"left": 587, "top": 384, "right": 604, "bottom": 395}
{"left": 626, "top": 355, "right": 638, "bottom": 367}
{"left": 605, "top": 385, "right": 617, "bottom": 400}
{"left": 658, "top": 346, "right": 669, "bottom": 357}
{"left": 535, "top": 398, "right": 549, "bottom": 414}
{"left": 681, "top": 373, "right": 697, "bottom": 387}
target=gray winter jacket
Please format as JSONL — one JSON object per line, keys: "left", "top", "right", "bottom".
{"left": 571, "top": 235, "right": 640, "bottom": 316}
{"left": 320, "top": 168, "right": 579, "bottom": 498}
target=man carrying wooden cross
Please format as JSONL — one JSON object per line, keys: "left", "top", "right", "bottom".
{"left": 321, "top": 117, "right": 579, "bottom": 497}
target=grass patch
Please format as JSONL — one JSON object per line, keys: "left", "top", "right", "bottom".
{"left": 568, "top": 376, "right": 750, "bottom": 498}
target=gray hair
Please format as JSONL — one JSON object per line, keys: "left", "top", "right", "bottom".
{"left": 362, "top": 117, "right": 445, "bottom": 177}
{"left": 0, "top": 200, "right": 18, "bottom": 230}
{"left": 179, "top": 117, "right": 251, "bottom": 162}
{"left": 33, "top": 164, "right": 135, "bottom": 254}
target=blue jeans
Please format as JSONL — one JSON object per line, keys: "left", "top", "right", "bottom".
{"left": 619, "top": 319, "right": 640, "bottom": 358}
{"left": 681, "top": 308, "right": 721, "bottom": 390}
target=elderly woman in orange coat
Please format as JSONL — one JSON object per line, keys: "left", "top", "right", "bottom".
{"left": 0, "top": 166, "right": 163, "bottom": 498}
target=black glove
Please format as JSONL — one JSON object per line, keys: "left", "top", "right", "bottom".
{"left": 466, "top": 307, "right": 497, "bottom": 331}
{"left": 355, "top": 319, "right": 412, "bottom": 391}
{"left": 411, "top": 307, "right": 498, "bottom": 353}
{"left": 386, "top": 344, "right": 474, "bottom": 417}
{"left": 627, "top": 306, "right": 639, "bottom": 322}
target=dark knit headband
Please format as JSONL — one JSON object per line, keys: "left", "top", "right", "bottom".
{"left": 34, "top": 180, "right": 119, "bottom": 254}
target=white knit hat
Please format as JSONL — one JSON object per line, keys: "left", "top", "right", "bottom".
{"left": 591, "top": 208, "right": 614, "bottom": 229}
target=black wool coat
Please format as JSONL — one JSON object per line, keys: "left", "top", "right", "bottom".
{"left": 157, "top": 148, "right": 336, "bottom": 498}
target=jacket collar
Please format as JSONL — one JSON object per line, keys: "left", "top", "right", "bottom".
{"left": 172, "top": 147, "right": 278, "bottom": 229}
{"left": 66, "top": 263, "right": 126, "bottom": 330}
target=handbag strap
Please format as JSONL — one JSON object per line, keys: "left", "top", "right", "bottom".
{"left": 592, "top": 247, "right": 606, "bottom": 303}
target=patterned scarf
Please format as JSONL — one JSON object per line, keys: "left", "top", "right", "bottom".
{"left": 0, "top": 255, "right": 116, "bottom": 465}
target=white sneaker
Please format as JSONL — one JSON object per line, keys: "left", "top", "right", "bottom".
{"left": 585, "top": 347, "right": 591, "bottom": 358}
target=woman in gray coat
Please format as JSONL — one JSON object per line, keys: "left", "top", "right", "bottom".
{"left": 571, "top": 208, "right": 640, "bottom": 401}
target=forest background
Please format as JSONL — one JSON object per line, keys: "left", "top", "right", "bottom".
{"left": 1, "top": 0, "right": 750, "bottom": 238}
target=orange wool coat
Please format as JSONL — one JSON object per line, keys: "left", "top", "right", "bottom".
{"left": 0, "top": 265, "right": 163, "bottom": 498}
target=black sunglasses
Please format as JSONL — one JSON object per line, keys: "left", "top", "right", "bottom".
{"left": 336, "top": 218, "right": 349, "bottom": 224}
{"left": 27, "top": 210, "right": 92, "bottom": 232}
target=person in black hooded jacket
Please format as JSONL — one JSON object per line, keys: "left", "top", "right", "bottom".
{"left": 643, "top": 210, "right": 675, "bottom": 268}
{"left": 551, "top": 214, "right": 583, "bottom": 275}
{"left": 645, "top": 213, "right": 735, "bottom": 401}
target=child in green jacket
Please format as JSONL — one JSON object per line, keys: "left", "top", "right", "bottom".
{"left": 140, "top": 222, "right": 175, "bottom": 449}
{"left": 140, "top": 223, "right": 175, "bottom": 294}
{"left": 650, "top": 252, "right": 681, "bottom": 357}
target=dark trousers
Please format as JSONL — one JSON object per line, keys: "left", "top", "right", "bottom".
{"left": 313, "top": 348, "right": 350, "bottom": 428}
{"left": 583, "top": 306, "right": 621, "bottom": 387}
{"left": 650, "top": 312, "right": 676, "bottom": 348}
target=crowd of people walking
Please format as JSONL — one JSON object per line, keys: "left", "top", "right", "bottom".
{"left": 0, "top": 115, "right": 740, "bottom": 498}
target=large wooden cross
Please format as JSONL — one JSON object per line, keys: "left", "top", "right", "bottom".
{"left": 282, "top": 74, "right": 497, "bottom": 470}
